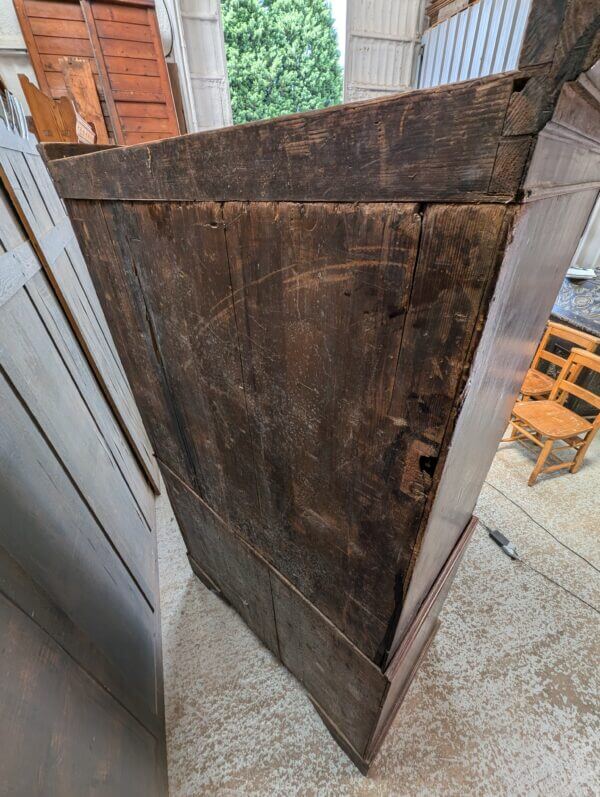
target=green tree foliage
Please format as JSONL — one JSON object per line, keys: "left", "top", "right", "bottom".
{"left": 222, "top": 0, "right": 343, "bottom": 124}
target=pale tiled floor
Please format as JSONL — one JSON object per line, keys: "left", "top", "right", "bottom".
{"left": 157, "top": 437, "right": 600, "bottom": 797}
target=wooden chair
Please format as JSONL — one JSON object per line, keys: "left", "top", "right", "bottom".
{"left": 520, "top": 321, "right": 598, "bottom": 400}
{"left": 503, "top": 348, "right": 600, "bottom": 485}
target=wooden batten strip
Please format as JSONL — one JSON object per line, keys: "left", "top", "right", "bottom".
{"left": 47, "top": 73, "right": 518, "bottom": 202}
{"left": 0, "top": 240, "right": 41, "bottom": 308}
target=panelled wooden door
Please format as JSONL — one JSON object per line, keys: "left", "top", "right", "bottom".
{"left": 0, "top": 124, "right": 166, "bottom": 794}
{"left": 14, "top": 0, "right": 180, "bottom": 145}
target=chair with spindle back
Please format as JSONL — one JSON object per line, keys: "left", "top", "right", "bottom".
{"left": 503, "top": 348, "right": 600, "bottom": 485}
{"left": 520, "top": 321, "right": 599, "bottom": 401}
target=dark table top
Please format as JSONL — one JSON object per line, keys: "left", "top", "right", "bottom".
{"left": 551, "top": 269, "right": 600, "bottom": 337}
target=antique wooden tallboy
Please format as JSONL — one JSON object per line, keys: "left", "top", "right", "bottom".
{"left": 46, "top": 0, "right": 600, "bottom": 772}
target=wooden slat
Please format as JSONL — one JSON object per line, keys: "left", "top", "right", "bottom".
{"left": 560, "top": 378, "right": 600, "bottom": 409}
{"left": 47, "top": 74, "right": 518, "bottom": 202}
{"left": 24, "top": 0, "right": 83, "bottom": 20}
{"left": 93, "top": 3, "right": 150, "bottom": 24}
{"left": 106, "top": 56, "right": 160, "bottom": 77}
{"left": 123, "top": 131, "right": 171, "bottom": 144}
{"left": 29, "top": 16, "right": 88, "bottom": 38}
{"left": 0, "top": 148, "right": 160, "bottom": 491}
{"left": 35, "top": 34, "right": 93, "bottom": 57}
{"left": 121, "top": 116, "right": 172, "bottom": 133}
{"left": 96, "top": 19, "right": 153, "bottom": 43}
{"left": 116, "top": 100, "right": 168, "bottom": 117}
{"left": 0, "top": 286, "right": 157, "bottom": 602}
{"left": 100, "top": 37, "right": 155, "bottom": 59}
{"left": 26, "top": 271, "right": 156, "bottom": 532}
{"left": 110, "top": 72, "right": 162, "bottom": 94}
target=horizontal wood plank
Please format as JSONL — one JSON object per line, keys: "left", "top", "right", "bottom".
{"left": 35, "top": 35, "right": 93, "bottom": 57}
{"left": 101, "top": 38, "right": 155, "bottom": 59}
{"left": 97, "top": 19, "right": 153, "bottom": 42}
{"left": 25, "top": 0, "right": 83, "bottom": 20}
{"left": 107, "top": 56, "right": 160, "bottom": 77}
{"left": 93, "top": 4, "right": 149, "bottom": 24}
{"left": 29, "top": 16, "right": 88, "bottom": 38}
{"left": 121, "top": 117, "right": 173, "bottom": 133}
{"left": 116, "top": 100, "right": 168, "bottom": 117}
{"left": 48, "top": 74, "right": 518, "bottom": 202}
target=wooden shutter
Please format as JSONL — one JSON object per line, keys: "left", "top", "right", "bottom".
{"left": 14, "top": 0, "right": 180, "bottom": 145}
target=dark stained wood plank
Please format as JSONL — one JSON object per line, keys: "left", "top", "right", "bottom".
{"left": 161, "top": 465, "right": 280, "bottom": 657}
{"left": 271, "top": 570, "right": 387, "bottom": 757}
{"left": 47, "top": 74, "right": 517, "bottom": 202}
{"left": 65, "top": 198, "right": 196, "bottom": 487}
{"left": 0, "top": 593, "right": 162, "bottom": 797}
{"left": 99, "top": 200, "right": 260, "bottom": 532}
{"left": 223, "top": 201, "right": 421, "bottom": 659}
{"left": 40, "top": 142, "right": 117, "bottom": 161}
{"left": 519, "top": 0, "right": 568, "bottom": 68}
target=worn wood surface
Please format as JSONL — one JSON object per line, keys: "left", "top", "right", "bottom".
{"left": 0, "top": 127, "right": 160, "bottom": 491}
{"left": 13, "top": 0, "right": 179, "bottom": 146}
{"left": 61, "top": 55, "right": 110, "bottom": 143}
{"left": 48, "top": 74, "right": 520, "bottom": 202}
{"left": 0, "top": 126, "right": 166, "bottom": 793}
{"left": 46, "top": 10, "right": 600, "bottom": 770}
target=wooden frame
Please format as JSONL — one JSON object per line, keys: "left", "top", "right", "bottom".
{"left": 44, "top": 0, "right": 600, "bottom": 773}
{"left": 13, "top": 0, "right": 180, "bottom": 145}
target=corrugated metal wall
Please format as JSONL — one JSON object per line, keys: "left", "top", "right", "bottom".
{"left": 344, "top": 0, "right": 426, "bottom": 101}
{"left": 418, "top": 0, "right": 531, "bottom": 89}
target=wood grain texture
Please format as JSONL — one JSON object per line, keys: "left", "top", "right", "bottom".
{"left": 14, "top": 0, "right": 179, "bottom": 145}
{"left": 0, "top": 592, "right": 163, "bottom": 797}
{"left": 47, "top": 74, "right": 517, "bottom": 202}
{"left": 61, "top": 56, "right": 110, "bottom": 144}
{"left": 0, "top": 145, "right": 160, "bottom": 492}
{"left": 0, "top": 121, "right": 166, "bottom": 792}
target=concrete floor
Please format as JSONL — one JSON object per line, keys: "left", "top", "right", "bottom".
{"left": 157, "top": 437, "right": 600, "bottom": 797}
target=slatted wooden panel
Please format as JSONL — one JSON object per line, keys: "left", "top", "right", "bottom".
{"left": 0, "top": 126, "right": 159, "bottom": 490}
{"left": 14, "top": 0, "right": 179, "bottom": 145}
{"left": 0, "top": 123, "right": 166, "bottom": 793}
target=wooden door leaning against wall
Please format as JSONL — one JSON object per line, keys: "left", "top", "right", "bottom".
{"left": 13, "top": 0, "right": 180, "bottom": 145}
{"left": 0, "top": 122, "right": 166, "bottom": 796}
